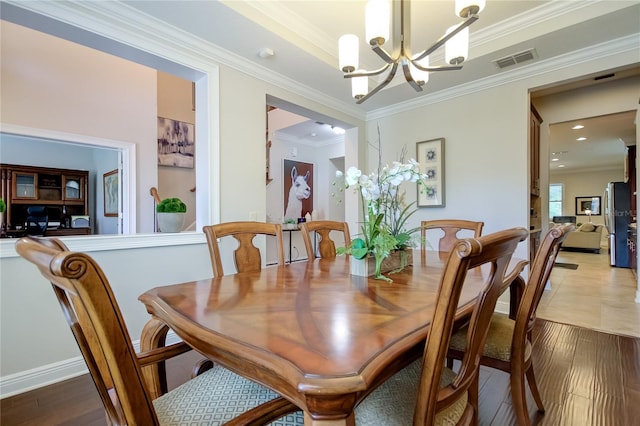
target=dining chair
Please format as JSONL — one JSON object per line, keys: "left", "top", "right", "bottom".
{"left": 446, "top": 223, "right": 575, "bottom": 426}
{"left": 299, "top": 220, "right": 351, "bottom": 259}
{"left": 420, "top": 219, "right": 484, "bottom": 252}
{"left": 354, "top": 227, "right": 529, "bottom": 425}
{"left": 203, "top": 221, "right": 285, "bottom": 278}
{"left": 15, "top": 236, "right": 300, "bottom": 426}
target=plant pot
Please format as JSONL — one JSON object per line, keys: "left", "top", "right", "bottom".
{"left": 157, "top": 212, "right": 185, "bottom": 233}
{"left": 350, "top": 249, "right": 413, "bottom": 278}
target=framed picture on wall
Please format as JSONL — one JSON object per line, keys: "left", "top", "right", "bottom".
{"left": 416, "top": 138, "right": 445, "bottom": 207}
{"left": 103, "top": 169, "right": 119, "bottom": 217}
{"left": 575, "top": 196, "right": 601, "bottom": 216}
{"left": 283, "top": 159, "right": 313, "bottom": 220}
{"left": 157, "top": 116, "right": 195, "bottom": 168}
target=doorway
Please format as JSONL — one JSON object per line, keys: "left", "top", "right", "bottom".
{"left": 265, "top": 98, "right": 350, "bottom": 262}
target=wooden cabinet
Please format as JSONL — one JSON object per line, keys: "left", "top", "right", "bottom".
{"left": 530, "top": 105, "right": 542, "bottom": 197}
{"left": 1, "top": 164, "right": 90, "bottom": 236}
{"left": 529, "top": 104, "right": 543, "bottom": 263}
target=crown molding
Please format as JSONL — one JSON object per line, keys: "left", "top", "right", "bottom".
{"left": 367, "top": 34, "right": 640, "bottom": 121}
{"left": 4, "top": 0, "right": 366, "bottom": 121}
{"left": 5, "top": 1, "right": 636, "bottom": 125}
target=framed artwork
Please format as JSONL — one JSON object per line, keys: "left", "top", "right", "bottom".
{"left": 157, "top": 116, "right": 195, "bottom": 168}
{"left": 416, "top": 138, "right": 445, "bottom": 207}
{"left": 575, "top": 196, "right": 601, "bottom": 216}
{"left": 283, "top": 159, "right": 314, "bottom": 220}
{"left": 103, "top": 169, "right": 119, "bottom": 217}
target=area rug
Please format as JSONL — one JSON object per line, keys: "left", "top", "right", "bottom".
{"left": 554, "top": 262, "right": 579, "bottom": 270}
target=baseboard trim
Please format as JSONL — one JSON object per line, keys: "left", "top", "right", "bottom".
{"left": 0, "top": 331, "right": 181, "bottom": 399}
{"left": 495, "top": 300, "right": 510, "bottom": 315}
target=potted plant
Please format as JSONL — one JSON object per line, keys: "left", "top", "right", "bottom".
{"left": 156, "top": 197, "right": 186, "bottom": 233}
{"left": 283, "top": 218, "right": 298, "bottom": 230}
{"left": 0, "top": 198, "right": 6, "bottom": 232}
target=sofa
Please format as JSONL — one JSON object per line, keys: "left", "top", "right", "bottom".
{"left": 558, "top": 222, "right": 605, "bottom": 253}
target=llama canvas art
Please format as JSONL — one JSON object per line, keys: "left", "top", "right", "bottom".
{"left": 283, "top": 160, "right": 313, "bottom": 221}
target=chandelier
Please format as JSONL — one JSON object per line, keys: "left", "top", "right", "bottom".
{"left": 338, "top": 0, "right": 485, "bottom": 103}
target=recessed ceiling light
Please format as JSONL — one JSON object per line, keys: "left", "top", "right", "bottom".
{"left": 551, "top": 158, "right": 559, "bottom": 162}
{"left": 551, "top": 150, "right": 568, "bottom": 155}
{"left": 558, "top": 164, "right": 565, "bottom": 168}
{"left": 572, "top": 125, "right": 584, "bottom": 130}
{"left": 332, "top": 126, "right": 345, "bottom": 135}
{"left": 576, "top": 137, "right": 587, "bottom": 141}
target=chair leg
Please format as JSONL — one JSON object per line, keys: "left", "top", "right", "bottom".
{"left": 525, "top": 364, "right": 545, "bottom": 413}
{"left": 510, "top": 369, "right": 531, "bottom": 426}
{"left": 470, "top": 373, "right": 479, "bottom": 425}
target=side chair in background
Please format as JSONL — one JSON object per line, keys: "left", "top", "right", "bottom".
{"left": 299, "top": 220, "right": 351, "bottom": 259}
{"left": 203, "top": 221, "right": 285, "bottom": 278}
{"left": 15, "top": 236, "right": 300, "bottom": 426}
{"left": 354, "top": 227, "right": 529, "bottom": 425}
{"left": 447, "top": 223, "right": 575, "bottom": 426}
{"left": 421, "top": 219, "right": 484, "bottom": 252}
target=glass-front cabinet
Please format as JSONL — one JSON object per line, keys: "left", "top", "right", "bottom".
{"left": 63, "top": 176, "right": 84, "bottom": 201}
{"left": 12, "top": 172, "right": 37, "bottom": 200}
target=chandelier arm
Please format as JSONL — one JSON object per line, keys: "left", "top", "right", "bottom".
{"left": 344, "top": 63, "right": 392, "bottom": 78}
{"left": 413, "top": 14, "right": 478, "bottom": 62}
{"left": 402, "top": 61, "right": 424, "bottom": 92}
{"left": 371, "top": 44, "right": 396, "bottom": 64}
{"left": 355, "top": 62, "right": 400, "bottom": 104}
{"left": 410, "top": 61, "right": 463, "bottom": 72}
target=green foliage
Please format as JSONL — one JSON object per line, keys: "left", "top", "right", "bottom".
{"left": 156, "top": 197, "right": 186, "bottom": 213}
{"left": 0, "top": 198, "right": 5, "bottom": 213}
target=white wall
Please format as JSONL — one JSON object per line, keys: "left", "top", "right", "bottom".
{"left": 369, "top": 84, "right": 529, "bottom": 254}
{"left": 0, "top": 20, "right": 158, "bottom": 234}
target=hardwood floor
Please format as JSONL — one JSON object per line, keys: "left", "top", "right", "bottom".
{"left": 2, "top": 320, "right": 638, "bottom": 426}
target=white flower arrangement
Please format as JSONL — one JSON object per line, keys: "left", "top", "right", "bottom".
{"left": 336, "top": 132, "right": 427, "bottom": 280}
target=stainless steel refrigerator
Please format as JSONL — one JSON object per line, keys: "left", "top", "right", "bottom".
{"left": 604, "top": 181, "right": 631, "bottom": 268}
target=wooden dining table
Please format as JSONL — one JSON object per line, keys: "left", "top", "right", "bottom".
{"left": 138, "top": 250, "right": 525, "bottom": 426}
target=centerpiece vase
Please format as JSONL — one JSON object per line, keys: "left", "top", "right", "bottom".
{"left": 350, "top": 249, "right": 413, "bottom": 278}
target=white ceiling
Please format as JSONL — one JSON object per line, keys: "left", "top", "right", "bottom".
{"left": 549, "top": 109, "right": 636, "bottom": 174}
{"left": 121, "top": 0, "right": 639, "bottom": 172}
{"left": 3, "top": 0, "right": 638, "bottom": 171}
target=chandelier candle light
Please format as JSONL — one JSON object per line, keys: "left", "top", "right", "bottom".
{"left": 338, "top": 0, "right": 486, "bottom": 103}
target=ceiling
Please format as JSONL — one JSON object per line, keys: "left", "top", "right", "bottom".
{"left": 121, "top": 0, "right": 639, "bottom": 172}
{"left": 3, "top": 0, "right": 638, "bottom": 171}
{"left": 549, "top": 110, "right": 636, "bottom": 174}
{"left": 116, "top": 0, "right": 639, "bottom": 113}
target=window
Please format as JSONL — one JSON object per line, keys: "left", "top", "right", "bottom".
{"left": 549, "top": 183, "right": 563, "bottom": 219}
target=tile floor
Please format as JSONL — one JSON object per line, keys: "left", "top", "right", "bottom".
{"left": 536, "top": 246, "right": 640, "bottom": 337}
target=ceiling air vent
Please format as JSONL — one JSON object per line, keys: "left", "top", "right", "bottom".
{"left": 493, "top": 48, "right": 537, "bottom": 69}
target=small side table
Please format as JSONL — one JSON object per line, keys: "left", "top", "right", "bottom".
{"left": 283, "top": 227, "right": 300, "bottom": 264}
